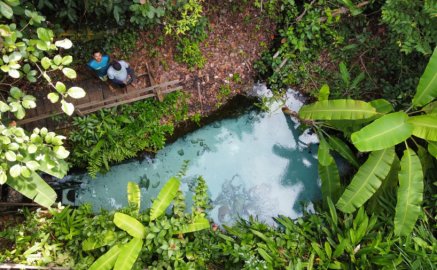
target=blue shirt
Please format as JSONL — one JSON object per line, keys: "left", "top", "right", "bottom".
{"left": 87, "top": 55, "right": 110, "bottom": 77}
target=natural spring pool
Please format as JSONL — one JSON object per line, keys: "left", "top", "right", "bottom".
{"left": 62, "top": 86, "right": 321, "bottom": 225}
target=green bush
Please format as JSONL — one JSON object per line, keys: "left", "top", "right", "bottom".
{"left": 68, "top": 91, "right": 189, "bottom": 177}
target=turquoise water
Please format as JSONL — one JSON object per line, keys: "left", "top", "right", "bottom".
{"left": 63, "top": 88, "right": 321, "bottom": 225}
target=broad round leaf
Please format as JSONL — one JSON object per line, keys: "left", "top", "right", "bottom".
{"left": 37, "top": 27, "right": 52, "bottom": 42}
{"left": 61, "top": 100, "right": 74, "bottom": 116}
{"left": 351, "top": 112, "right": 413, "bottom": 152}
{"left": 8, "top": 68, "right": 20, "bottom": 78}
{"left": 10, "top": 87, "right": 22, "bottom": 99}
{"left": 41, "top": 57, "right": 51, "bottom": 70}
{"left": 26, "top": 160, "right": 40, "bottom": 171}
{"left": 22, "top": 99, "right": 36, "bottom": 109}
{"left": 20, "top": 166, "right": 31, "bottom": 178}
{"left": 53, "top": 55, "right": 62, "bottom": 65}
{"left": 55, "top": 82, "right": 66, "bottom": 94}
{"left": 15, "top": 105, "right": 25, "bottom": 119}
{"left": 27, "top": 144, "right": 37, "bottom": 154}
{"left": 9, "top": 164, "right": 22, "bottom": 178}
{"left": 0, "top": 1, "right": 13, "bottom": 19}
{"left": 408, "top": 115, "right": 437, "bottom": 141}
{"left": 67, "top": 87, "right": 86, "bottom": 99}
{"left": 5, "top": 150, "right": 16, "bottom": 161}
{"left": 47, "top": 92, "right": 59, "bottom": 103}
{"left": 55, "top": 39, "right": 73, "bottom": 49}
{"left": 54, "top": 146, "right": 70, "bottom": 159}
{"left": 62, "top": 55, "right": 73, "bottom": 65}
{"left": 62, "top": 67, "right": 76, "bottom": 79}
{"left": 0, "top": 101, "right": 10, "bottom": 112}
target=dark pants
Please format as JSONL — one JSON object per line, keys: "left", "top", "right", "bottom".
{"left": 111, "top": 67, "right": 136, "bottom": 88}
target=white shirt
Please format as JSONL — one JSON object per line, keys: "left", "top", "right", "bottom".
{"left": 107, "top": 60, "right": 129, "bottom": 82}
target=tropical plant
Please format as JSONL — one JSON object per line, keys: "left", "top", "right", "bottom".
{"left": 0, "top": 1, "right": 85, "bottom": 207}
{"left": 297, "top": 46, "right": 437, "bottom": 236}
{"left": 85, "top": 177, "right": 210, "bottom": 270}
{"left": 68, "top": 91, "right": 189, "bottom": 177}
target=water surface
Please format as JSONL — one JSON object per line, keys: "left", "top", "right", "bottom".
{"left": 63, "top": 87, "right": 321, "bottom": 225}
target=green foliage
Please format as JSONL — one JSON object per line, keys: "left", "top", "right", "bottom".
{"left": 298, "top": 47, "right": 437, "bottom": 236}
{"left": 175, "top": 37, "right": 206, "bottom": 69}
{"left": 0, "top": 3, "right": 85, "bottom": 206}
{"left": 382, "top": 0, "right": 437, "bottom": 55}
{"left": 129, "top": 1, "right": 165, "bottom": 28}
{"left": 68, "top": 91, "right": 189, "bottom": 177}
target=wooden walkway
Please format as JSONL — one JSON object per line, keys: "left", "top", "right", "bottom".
{"left": 18, "top": 65, "right": 181, "bottom": 131}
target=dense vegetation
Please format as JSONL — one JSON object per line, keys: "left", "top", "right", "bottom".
{"left": 0, "top": 0, "right": 436, "bottom": 269}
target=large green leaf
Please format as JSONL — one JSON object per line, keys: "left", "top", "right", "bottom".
{"left": 370, "top": 99, "right": 394, "bottom": 114}
{"left": 150, "top": 177, "right": 180, "bottom": 221}
{"left": 351, "top": 112, "right": 413, "bottom": 152}
{"left": 367, "top": 155, "right": 400, "bottom": 213}
{"left": 114, "top": 238, "right": 143, "bottom": 270}
{"left": 421, "top": 101, "right": 437, "bottom": 114}
{"left": 175, "top": 215, "right": 210, "bottom": 234}
{"left": 7, "top": 172, "right": 56, "bottom": 208}
{"left": 412, "top": 47, "right": 437, "bottom": 107}
{"left": 127, "top": 182, "right": 140, "bottom": 213}
{"left": 394, "top": 148, "right": 423, "bottom": 236}
{"left": 336, "top": 148, "right": 395, "bottom": 213}
{"left": 318, "top": 138, "right": 334, "bottom": 166}
{"left": 89, "top": 244, "right": 121, "bottom": 270}
{"left": 318, "top": 161, "right": 341, "bottom": 203}
{"left": 298, "top": 99, "right": 377, "bottom": 120}
{"left": 408, "top": 115, "right": 437, "bottom": 141}
{"left": 327, "top": 136, "right": 360, "bottom": 168}
{"left": 113, "top": 212, "right": 146, "bottom": 239}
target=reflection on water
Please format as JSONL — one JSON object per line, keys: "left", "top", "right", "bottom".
{"left": 64, "top": 86, "right": 321, "bottom": 225}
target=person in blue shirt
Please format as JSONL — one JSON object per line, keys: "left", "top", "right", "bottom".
{"left": 87, "top": 50, "right": 110, "bottom": 81}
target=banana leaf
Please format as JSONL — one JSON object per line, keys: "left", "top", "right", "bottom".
{"left": 113, "top": 212, "right": 146, "bottom": 239}
{"left": 327, "top": 136, "right": 359, "bottom": 168}
{"left": 298, "top": 99, "right": 377, "bottom": 120}
{"left": 428, "top": 141, "right": 437, "bottom": 159}
{"left": 127, "top": 182, "right": 141, "bottom": 213}
{"left": 89, "top": 244, "right": 121, "bottom": 270}
{"left": 394, "top": 148, "right": 423, "bottom": 236}
{"left": 319, "top": 161, "right": 341, "bottom": 203}
{"left": 408, "top": 115, "right": 437, "bottom": 141}
{"left": 370, "top": 99, "right": 393, "bottom": 114}
{"left": 412, "top": 47, "right": 437, "bottom": 107}
{"left": 336, "top": 147, "right": 395, "bottom": 213}
{"left": 150, "top": 177, "right": 180, "bottom": 221}
{"left": 351, "top": 112, "right": 413, "bottom": 152}
{"left": 367, "top": 155, "right": 400, "bottom": 213}
{"left": 318, "top": 84, "right": 330, "bottom": 101}
{"left": 114, "top": 238, "right": 143, "bottom": 270}
{"left": 318, "top": 138, "right": 334, "bottom": 166}
{"left": 7, "top": 172, "right": 56, "bottom": 208}
{"left": 175, "top": 215, "right": 210, "bottom": 234}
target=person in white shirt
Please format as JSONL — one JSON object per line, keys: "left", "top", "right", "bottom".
{"left": 107, "top": 60, "right": 136, "bottom": 87}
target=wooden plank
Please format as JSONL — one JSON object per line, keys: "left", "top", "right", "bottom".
{"left": 79, "top": 86, "right": 182, "bottom": 114}
{"left": 17, "top": 80, "right": 180, "bottom": 125}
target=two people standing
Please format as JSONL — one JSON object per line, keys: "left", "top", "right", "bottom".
{"left": 87, "top": 50, "right": 136, "bottom": 88}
